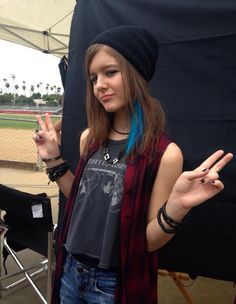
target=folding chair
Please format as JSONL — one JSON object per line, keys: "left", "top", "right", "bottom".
{"left": 0, "top": 184, "right": 54, "bottom": 304}
{"left": 158, "top": 269, "right": 193, "bottom": 304}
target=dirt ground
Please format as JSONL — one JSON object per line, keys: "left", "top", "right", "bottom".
{"left": 0, "top": 128, "right": 38, "bottom": 163}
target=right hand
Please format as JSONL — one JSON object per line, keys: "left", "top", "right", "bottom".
{"left": 33, "top": 113, "right": 60, "bottom": 160}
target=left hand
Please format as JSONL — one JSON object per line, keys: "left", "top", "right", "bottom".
{"left": 168, "top": 150, "right": 233, "bottom": 210}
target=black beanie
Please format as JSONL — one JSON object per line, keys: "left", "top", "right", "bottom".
{"left": 90, "top": 25, "right": 159, "bottom": 82}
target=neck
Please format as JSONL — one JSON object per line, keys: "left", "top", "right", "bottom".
{"left": 112, "top": 125, "right": 130, "bottom": 135}
{"left": 112, "top": 111, "right": 130, "bottom": 135}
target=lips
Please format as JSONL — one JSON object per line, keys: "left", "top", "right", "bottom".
{"left": 100, "top": 94, "right": 114, "bottom": 102}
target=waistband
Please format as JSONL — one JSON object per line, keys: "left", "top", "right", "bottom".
{"left": 68, "top": 252, "right": 118, "bottom": 271}
{"left": 72, "top": 253, "right": 99, "bottom": 267}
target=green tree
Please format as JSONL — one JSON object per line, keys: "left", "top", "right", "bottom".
{"left": 32, "top": 92, "right": 41, "bottom": 99}
{"left": 0, "top": 93, "right": 13, "bottom": 104}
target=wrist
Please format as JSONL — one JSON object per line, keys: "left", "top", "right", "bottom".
{"left": 45, "top": 158, "right": 64, "bottom": 168}
{"left": 165, "top": 200, "right": 190, "bottom": 223}
{"left": 157, "top": 201, "right": 189, "bottom": 234}
{"left": 42, "top": 155, "right": 61, "bottom": 163}
{"left": 46, "top": 161, "right": 69, "bottom": 182}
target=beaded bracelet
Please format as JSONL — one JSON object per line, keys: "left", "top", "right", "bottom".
{"left": 46, "top": 162, "right": 69, "bottom": 182}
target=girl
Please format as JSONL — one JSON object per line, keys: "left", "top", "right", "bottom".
{"left": 33, "top": 25, "right": 233, "bottom": 304}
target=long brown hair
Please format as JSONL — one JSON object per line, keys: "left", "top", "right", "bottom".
{"left": 83, "top": 44, "right": 165, "bottom": 158}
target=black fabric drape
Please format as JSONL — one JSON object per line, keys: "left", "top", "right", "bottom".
{"left": 60, "top": 0, "right": 236, "bottom": 281}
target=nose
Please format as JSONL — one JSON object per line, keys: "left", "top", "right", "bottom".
{"left": 95, "top": 75, "right": 107, "bottom": 91}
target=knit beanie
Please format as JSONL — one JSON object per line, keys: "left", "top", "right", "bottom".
{"left": 90, "top": 25, "right": 159, "bottom": 82}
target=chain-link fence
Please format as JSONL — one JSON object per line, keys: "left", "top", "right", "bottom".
{"left": 0, "top": 114, "right": 62, "bottom": 170}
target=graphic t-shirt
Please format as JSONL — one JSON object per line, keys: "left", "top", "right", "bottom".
{"left": 65, "top": 139, "right": 127, "bottom": 268}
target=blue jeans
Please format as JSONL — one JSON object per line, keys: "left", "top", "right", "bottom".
{"left": 60, "top": 254, "right": 117, "bottom": 304}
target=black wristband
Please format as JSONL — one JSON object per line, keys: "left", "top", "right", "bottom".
{"left": 46, "top": 162, "right": 69, "bottom": 182}
{"left": 162, "top": 202, "right": 182, "bottom": 228}
{"left": 157, "top": 207, "right": 177, "bottom": 234}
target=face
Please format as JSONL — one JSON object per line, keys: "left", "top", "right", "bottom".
{"left": 89, "top": 47, "right": 127, "bottom": 115}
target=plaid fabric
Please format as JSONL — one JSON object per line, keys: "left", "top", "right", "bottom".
{"left": 51, "top": 134, "right": 171, "bottom": 304}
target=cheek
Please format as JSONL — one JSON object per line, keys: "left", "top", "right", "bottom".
{"left": 93, "top": 87, "right": 99, "bottom": 99}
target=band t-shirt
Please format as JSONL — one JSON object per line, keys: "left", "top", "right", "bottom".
{"left": 65, "top": 139, "right": 127, "bottom": 269}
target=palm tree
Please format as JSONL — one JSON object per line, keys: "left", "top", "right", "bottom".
{"left": 15, "top": 84, "right": 19, "bottom": 95}
{"left": 3, "top": 78, "right": 7, "bottom": 93}
{"left": 46, "top": 83, "right": 49, "bottom": 95}
{"left": 10, "top": 74, "right": 16, "bottom": 95}
{"left": 30, "top": 85, "right": 35, "bottom": 96}
{"left": 36, "top": 83, "right": 42, "bottom": 97}
{"left": 5, "top": 82, "right": 10, "bottom": 93}
{"left": 39, "top": 82, "right": 43, "bottom": 95}
{"left": 22, "top": 81, "right": 26, "bottom": 96}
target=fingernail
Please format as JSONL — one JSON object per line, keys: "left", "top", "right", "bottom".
{"left": 200, "top": 178, "right": 205, "bottom": 184}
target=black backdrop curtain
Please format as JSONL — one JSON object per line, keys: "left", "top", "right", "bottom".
{"left": 60, "top": 0, "right": 236, "bottom": 281}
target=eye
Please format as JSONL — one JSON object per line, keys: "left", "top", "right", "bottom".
{"left": 90, "top": 76, "right": 97, "bottom": 85}
{"left": 106, "top": 70, "right": 118, "bottom": 77}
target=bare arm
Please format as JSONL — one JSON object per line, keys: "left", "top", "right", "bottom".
{"left": 146, "top": 143, "right": 183, "bottom": 251}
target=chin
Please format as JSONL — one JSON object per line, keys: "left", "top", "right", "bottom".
{"left": 103, "top": 105, "right": 116, "bottom": 113}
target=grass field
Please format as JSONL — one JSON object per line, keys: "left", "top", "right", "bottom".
{"left": 0, "top": 113, "right": 60, "bottom": 129}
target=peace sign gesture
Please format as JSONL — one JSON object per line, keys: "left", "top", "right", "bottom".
{"left": 168, "top": 150, "right": 233, "bottom": 210}
{"left": 33, "top": 113, "right": 60, "bottom": 161}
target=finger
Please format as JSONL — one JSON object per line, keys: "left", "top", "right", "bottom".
{"left": 33, "top": 134, "right": 44, "bottom": 146}
{"left": 181, "top": 169, "right": 209, "bottom": 182}
{"left": 209, "top": 152, "right": 233, "bottom": 173}
{"left": 196, "top": 150, "right": 224, "bottom": 171}
{"left": 45, "top": 113, "right": 55, "bottom": 131}
{"left": 33, "top": 133, "right": 41, "bottom": 143}
{"left": 36, "top": 115, "right": 47, "bottom": 131}
{"left": 209, "top": 180, "right": 224, "bottom": 192}
{"left": 200, "top": 172, "right": 219, "bottom": 184}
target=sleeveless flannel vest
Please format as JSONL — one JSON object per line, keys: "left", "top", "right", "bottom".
{"left": 51, "top": 133, "right": 171, "bottom": 304}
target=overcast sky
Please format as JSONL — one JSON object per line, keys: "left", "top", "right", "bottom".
{"left": 0, "top": 39, "right": 63, "bottom": 96}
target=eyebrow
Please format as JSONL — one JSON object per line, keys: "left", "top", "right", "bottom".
{"left": 89, "top": 64, "right": 119, "bottom": 76}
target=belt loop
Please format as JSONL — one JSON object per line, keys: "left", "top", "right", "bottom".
{"left": 90, "top": 267, "right": 96, "bottom": 282}
{"left": 68, "top": 253, "right": 73, "bottom": 269}
{"left": 64, "top": 253, "right": 72, "bottom": 273}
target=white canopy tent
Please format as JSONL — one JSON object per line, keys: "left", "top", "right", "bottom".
{"left": 0, "top": 1, "right": 76, "bottom": 58}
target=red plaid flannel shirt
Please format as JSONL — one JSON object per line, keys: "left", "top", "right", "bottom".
{"left": 51, "top": 133, "right": 171, "bottom": 304}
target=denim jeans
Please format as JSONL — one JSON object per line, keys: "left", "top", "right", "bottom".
{"left": 60, "top": 254, "right": 117, "bottom": 304}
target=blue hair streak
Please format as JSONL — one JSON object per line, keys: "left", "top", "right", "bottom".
{"left": 125, "top": 101, "right": 144, "bottom": 154}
